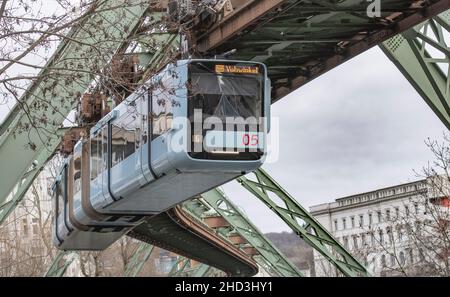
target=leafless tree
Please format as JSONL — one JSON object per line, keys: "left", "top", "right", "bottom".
{"left": 348, "top": 135, "right": 450, "bottom": 277}
{"left": 0, "top": 0, "right": 179, "bottom": 150}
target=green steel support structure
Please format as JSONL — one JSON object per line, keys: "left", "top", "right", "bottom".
{"left": 237, "top": 169, "right": 371, "bottom": 277}
{"left": 201, "top": 188, "right": 302, "bottom": 277}
{"left": 0, "top": 0, "right": 151, "bottom": 209}
{"left": 381, "top": 10, "right": 450, "bottom": 129}
{"left": 45, "top": 251, "right": 76, "bottom": 277}
{"left": 124, "top": 243, "right": 154, "bottom": 277}
{"left": 0, "top": 136, "right": 59, "bottom": 224}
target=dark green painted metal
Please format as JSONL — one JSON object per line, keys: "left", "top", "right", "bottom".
{"left": 202, "top": 0, "right": 448, "bottom": 101}
{"left": 0, "top": 130, "right": 64, "bottom": 225}
{"left": 124, "top": 243, "right": 154, "bottom": 277}
{"left": 0, "top": 9, "right": 179, "bottom": 226}
{"left": 201, "top": 188, "right": 302, "bottom": 277}
{"left": 381, "top": 10, "right": 450, "bottom": 129}
{"left": 237, "top": 169, "right": 371, "bottom": 277}
{"left": 45, "top": 251, "right": 76, "bottom": 277}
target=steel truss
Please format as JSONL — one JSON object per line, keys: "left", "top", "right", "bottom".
{"left": 124, "top": 243, "right": 154, "bottom": 277}
{"left": 237, "top": 169, "right": 371, "bottom": 277}
{"left": 45, "top": 251, "right": 77, "bottom": 277}
{"left": 381, "top": 10, "right": 450, "bottom": 129}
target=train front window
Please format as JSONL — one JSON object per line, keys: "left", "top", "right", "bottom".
{"left": 188, "top": 61, "right": 265, "bottom": 160}
{"left": 188, "top": 62, "right": 263, "bottom": 121}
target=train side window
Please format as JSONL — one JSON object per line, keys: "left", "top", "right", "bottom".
{"left": 111, "top": 111, "right": 138, "bottom": 167}
{"left": 90, "top": 132, "right": 102, "bottom": 181}
{"left": 56, "top": 180, "right": 64, "bottom": 220}
{"left": 73, "top": 154, "right": 82, "bottom": 195}
{"left": 102, "top": 126, "right": 108, "bottom": 171}
{"left": 152, "top": 79, "right": 174, "bottom": 140}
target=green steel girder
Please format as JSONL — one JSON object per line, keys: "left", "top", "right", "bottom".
{"left": 237, "top": 169, "right": 370, "bottom": 277}
{"left": 380, "top": 10, "right": 450, "bottom": 129}
{"left": 200, "top": 0, "right": 449, "bottom": 101}
{"left": 0, "top": 8, "right": 180, "bottom": 226}
{"left": 201, "top": 188, "right": 302, "bottom": 277}
{"left": 124, "top": 242, "right": 154, "bottom": 277}
{"left": 45, "top": 251, "right": 76, "bottom": 277}
{"left": 0, "top": 131, "right": 63, "bottom": 225}
{"left": 0, "top": 0, "right": 151, "bottom": 210}
{"left": 169, "top": 256, "right": 191, "bottom": 277}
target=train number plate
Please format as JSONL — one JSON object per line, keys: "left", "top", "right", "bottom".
{"left": 204, "top": 131, "right": 264, "bottom": 149}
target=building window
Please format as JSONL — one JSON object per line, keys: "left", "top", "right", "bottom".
{"left": 399, "top": 251, "right": 406, "bottom": 265}
{"left": 405, "top": 205, "right": 410, "bottom": 217}
{"left": 381, "top": 255, "right": 386, "bottom": 268}
{"left": 390, "top": 254, "right": 396, "bottom": 266}
{"left": 343, "top": 236, "right": 349, "bottom": 249}
{"left": 406, "top": 223, "right": 412, "bottom": 237}
{"left": 22, "top": 218, "right": 28, "bottom": 236}
{"left": 351, "top": 217, "right": 355, "bottom": 228}
{"left": 387, "top": 227, "right": 393, "bottom": 245}
{"left": 353, "top": 236, "right": 359, "bottom": 249}
{"left": 408, "top": 249, "right": 414, "bottom": 264}
{"left": 368, "top": 213, "right": 373, "bottom": 226}
{"left": 378, "top": 229, "right": 384, "bottom": 245}
{"left": 415, "top": 221, "right": 421, "bottom": 233}
{"left": 397, "top": 225, "right": 403, "bottom": 241}
{"left": 395, "top": 207, "right": 400, "bottom": 219}
{"left": 342, "top": 218, "right": 347, "bottom": 230}
{"left": 359, "top": 215, "right": 364, "bottom": 227}
{"left": 334, "top": 220, "right": 338, "bottom": 231}
{"left": 377, "top": 211, "right": 382, "bottom": 223}
{"left": 386, "top": 209, "right": 391, "bottom": 221}
{"left": 419, "top": 248, "right": 425, "bottom": 262}
{"left": 414, "top": 203, "right": 419, "bottom": 215}
{"left": 32, "top": 218, "right": 38, "bottom": 235}
{"left": 361, "top": 233, "right": 366, "bottom": 246}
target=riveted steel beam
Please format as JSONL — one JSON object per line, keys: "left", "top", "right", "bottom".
{"left": 0, "top": 5, "right": 179, "bottom": 225}
{"left": 0, "top": 131, "right": 63, "bottom": 225}
{"left": 237, "top": 169, "right": 370, "bottom": 277}
{"left": 201, "top": 188, "right": 302, "bottom": 277}
{"left": 381, "top": 10, "right": 450, "bottom": 129}
{"left": 45, "top": 251, "right": 77, "bottom": 277}
{"left": 124, "top": 242, "right": 154, "bottom": 277}
{"left": 0, "top": 0, "right": 151, "bottom": 209}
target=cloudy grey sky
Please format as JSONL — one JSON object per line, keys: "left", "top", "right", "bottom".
{"left": 222, "top": 46, "right": 447, "bottom": 233}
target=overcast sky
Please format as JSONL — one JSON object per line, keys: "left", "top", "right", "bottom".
{"left": 222, "top": 47, "right": 447, "bottom": 233}
{"left": 0, "top": 45, "right": 446, "bottom": 234}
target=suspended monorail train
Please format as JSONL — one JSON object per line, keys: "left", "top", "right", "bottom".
{"left": 52, "top": 59, "right": 271, "bottom": 250}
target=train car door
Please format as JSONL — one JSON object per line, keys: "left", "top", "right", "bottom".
{"left": 140, "top": 89, "right": 157, "bottom": 184}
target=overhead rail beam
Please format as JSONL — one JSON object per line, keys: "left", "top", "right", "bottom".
{"left": 197, "top": 0, "right": 450, "bottom": 102}
{"left": 201, "top": 188, "right": 302, "bottom": 277}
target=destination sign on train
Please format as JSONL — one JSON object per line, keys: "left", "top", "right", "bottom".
{"left": 215, "top": 64, "right": 259, "bottom": 74}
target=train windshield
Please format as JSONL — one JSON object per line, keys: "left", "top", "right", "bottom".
{"left": 187, "top": 61, "right": 265, "bottom": 160}
{"left": 188, "top": 61, "right": 264, "bottom": 121}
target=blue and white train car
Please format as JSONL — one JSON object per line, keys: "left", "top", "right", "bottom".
{"left": 53, "top": 59, "right": 271, "bottom": 250}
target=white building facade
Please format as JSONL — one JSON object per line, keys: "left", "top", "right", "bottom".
{"left": 310, "top": 178, "right": 450, "bottom": 277}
